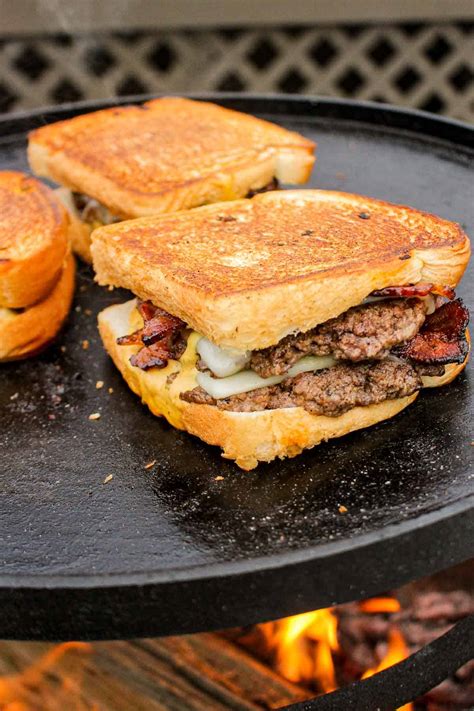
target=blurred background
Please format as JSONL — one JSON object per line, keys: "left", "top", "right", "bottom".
{"left": 0, "top": 0, "right": 472, "bottom": 121}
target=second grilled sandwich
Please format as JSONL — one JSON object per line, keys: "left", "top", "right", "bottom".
{"left": 28, "top": 97, "right": 315, "bottom": 262}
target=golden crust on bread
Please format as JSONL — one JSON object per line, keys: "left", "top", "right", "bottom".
{"left": 28, "top": 97, "right": 315, "bottom": 219}
{"left": 0, "top": 254, "right": 75, "bottom": 361}
{"left": 0, "top": 172, "right": 70, "bottom": 308}
{"left": 92, "top": 189, "right": 470, "bottom": 351}
{"left": 98, "top": 298, "right": 466, "bottom": 470}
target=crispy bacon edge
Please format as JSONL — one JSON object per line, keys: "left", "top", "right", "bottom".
{"left": 393, "top": 298, "right": 469, "bottom": 365}
{"left": 371, "top": 283, "right": 455, "bottom": 300}
{"left": 117, "top": 300, "right": 186, "bottom": 371}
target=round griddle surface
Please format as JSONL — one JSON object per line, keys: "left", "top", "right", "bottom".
{"left": 0, "top": 95, "right": 472, "bottom": 640}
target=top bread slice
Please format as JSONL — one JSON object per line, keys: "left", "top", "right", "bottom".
{"left": 0, "top": 171, "right": 70, "bottom": 308}
{"left": 27, "top": 97, "right": 315, "bottom": 219}
{"left": 91, "top": 189, "right": 470, "bottom": 351}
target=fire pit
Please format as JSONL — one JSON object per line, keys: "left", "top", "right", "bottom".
{"left": 0, "top": 566, "right": 471, "bottom": 710}
{"left": 0, "top": 95, "right": 472, "bottom": 709}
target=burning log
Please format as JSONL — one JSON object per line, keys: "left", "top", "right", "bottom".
{"left": 0, "top": 633, "right": 307, "bottom": 711}
{"left": 0, "top": 642, "right": 92, "bottom": 711}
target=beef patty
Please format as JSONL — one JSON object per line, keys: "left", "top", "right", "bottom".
{"left": 250, "top": 298, "right": 427, "bottom": 378}
{"left": 181, "top": 359, "right": 422, "bottom": 417}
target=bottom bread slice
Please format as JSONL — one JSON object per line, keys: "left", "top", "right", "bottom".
{"left": 0, "top": 254, "right": 75, "bottom": 361}
{"left": 98, "top": 299, "right": 435, "bottom": 470}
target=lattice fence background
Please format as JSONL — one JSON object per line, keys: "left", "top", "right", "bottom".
{"left": 0, "top": 23, "right": 472, "bottom": 120}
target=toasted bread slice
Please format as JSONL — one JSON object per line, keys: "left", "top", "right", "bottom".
{"left": 0, "top": 254, "right": 75, "bottom": 361}
{"left": 0, "top": 172, "right": 70, "bottom": 308}
{"left": 28, "top": 97, "right": 315, "bottom": 222}
{"left": 92, "top": 189, "right": 470, "bottom": 351}
{"left": 99, "top": 299, "right": 468, "bottom": 469}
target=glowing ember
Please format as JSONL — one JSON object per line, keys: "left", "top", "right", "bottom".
{"left": 359, "top": 596, "right": 401, "bottom": 614}
{"left": 0, "top": 642, "right": 94, "bottom": 711}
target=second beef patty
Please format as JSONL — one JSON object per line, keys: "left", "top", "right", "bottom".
{"left": 182, "top": 359, "right": 425, "bottom": 417}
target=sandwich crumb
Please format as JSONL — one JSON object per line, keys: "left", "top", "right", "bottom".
{"left": 144, "top": 460, "right": 156, "bottom": 470}
{"left": 88, "top": 412, "right": 101, "bottom": 421}
{"left": 82, "top": 339, "right": 90, "bottom": 350}
{"left": 108, "top": 387, "right": 114, "bottom": 394}
{"left": 108, "top": 285, "right": 114, "bottom": 291}
{"left": 60, "top": 346, "right": 67, "bottom": 353}
{"left": 10, "top": 392, "right": 19, "bottom": 401}
{"left": 338, "top": 505, "right": 348, "bottom": 513}
{"left": 96, "top": 380, "right": 104, "bottom": 389}
{"left": 84, "top": 308, "right": 93, "bottom": 316}
{"left": 103, "top": 474, "right": 113, "bottom": 484}
{"left": 214, "top": 475, "right": 224, "bottom": 481}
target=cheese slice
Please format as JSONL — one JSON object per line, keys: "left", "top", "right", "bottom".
{"left": 196, "top": 355, "right": 336, "bottom": 399}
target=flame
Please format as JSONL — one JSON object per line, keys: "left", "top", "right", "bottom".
{"left": 0, "top": 642, "right": 95, "bottom": 711}
{"left": 362, "top": 627, "right": 408, "bottom": 679}
{"left": 246, "top": 597, "right": 414, "bottom": 710}
{"left": 255, "top": 608, "right": 339, "bottom": 692}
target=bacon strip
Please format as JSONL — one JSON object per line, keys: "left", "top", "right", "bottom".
{"left": 116, "top": 329, "right": 143, "bottom": 346}
{"left": 371, "top": 283, "right": 455, "bottom": 299}
{"left": 130, "top": 342, "right": 171, "bottom": 370}
{"left": 142, "top": 313, "right": 183, "bottom": 348}
{"left": 393, "top": 298, "right": 469, "bottom": 365}
{"left": 117, "top": 300, "right": 186, "bottom": 370}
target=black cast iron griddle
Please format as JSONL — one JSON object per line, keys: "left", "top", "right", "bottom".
{"left": 0, "top": 95, "right": 473, "bottom": 641}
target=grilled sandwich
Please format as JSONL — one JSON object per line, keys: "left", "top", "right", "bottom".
{"left": 92, "top": 190, "right": 470, "bottom": 469}
{"left": 28, "top": 97, "right": 315, "bottom": 262}
{"left": 0, "top": 171, "right": 75, "bottom": 360}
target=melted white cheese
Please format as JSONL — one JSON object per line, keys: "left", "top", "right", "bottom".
{"left": 54, "top": 187, "right": 80, "bottom": 217}
{"left": 197, "top": 355, "right": 336, "bottom": 399}
{"left": 196, "top": 337, "right": 250, "bottom": 377}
